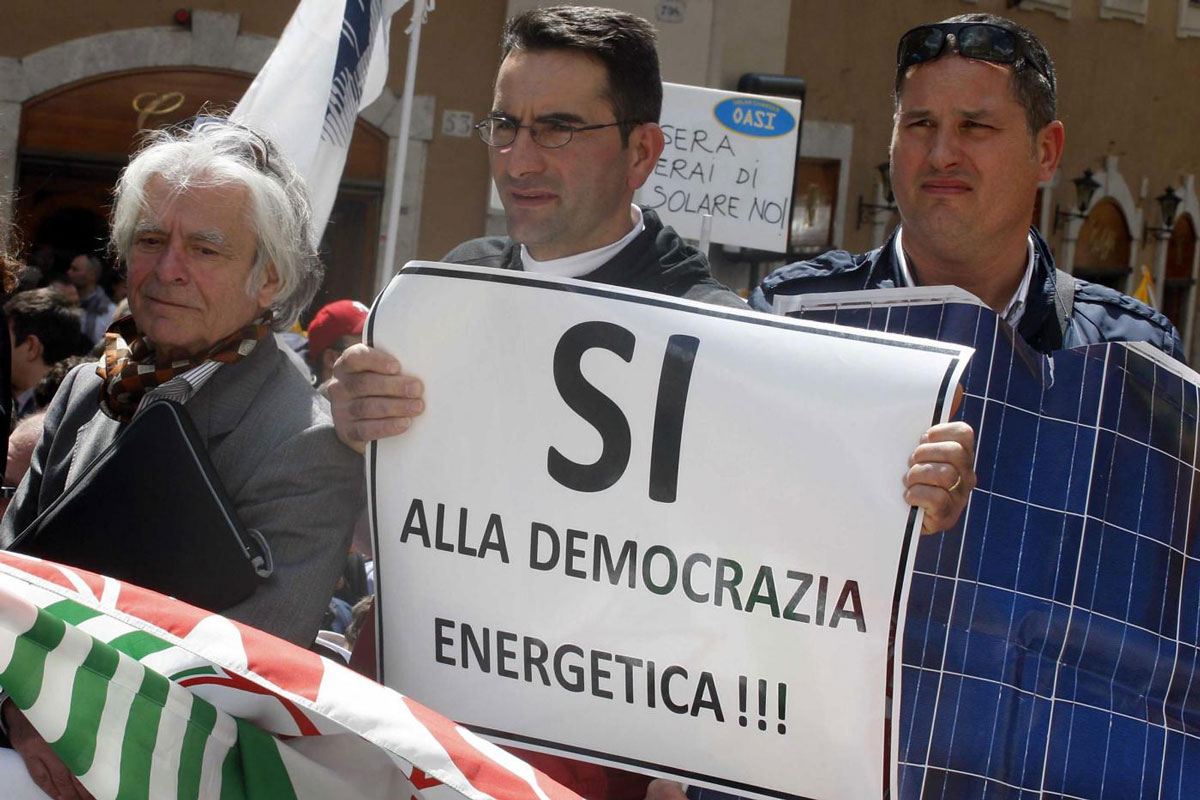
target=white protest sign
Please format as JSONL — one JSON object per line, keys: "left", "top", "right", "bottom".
{"left": 367, "top": 264, "right": 971, "bottom": 800}
{"left": 635, "top": 82, "right": 801, "bottom": 251}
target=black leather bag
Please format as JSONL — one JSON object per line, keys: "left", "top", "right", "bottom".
{"left": 8, "top": 399, "right": 272, "bottom": 611}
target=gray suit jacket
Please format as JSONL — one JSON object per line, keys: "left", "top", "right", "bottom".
{"left": 0, "top": 334, "right": 363, "bottom": 646}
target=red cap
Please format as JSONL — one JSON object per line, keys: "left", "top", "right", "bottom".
{"left": 308, "top": 299, "right": 369, "bottom": 361}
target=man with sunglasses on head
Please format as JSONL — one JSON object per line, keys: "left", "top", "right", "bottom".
{"left": 753, "top": 13, "right": 1182, "bottom": 358}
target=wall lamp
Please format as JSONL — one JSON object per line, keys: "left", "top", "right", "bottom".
{"left": 1053, "top": 168, "right": 1101, "bottom": 232}
{"left": 1144, "top": 186, "right": 1181, "bottom": 237}
{"left": 856, "top": 162, "right": 897, "bottom": 229}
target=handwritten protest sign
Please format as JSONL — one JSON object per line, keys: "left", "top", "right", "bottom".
{"left": 367, "top": 264, "right": 971, "bottom": 800}
{"left": 635, "top": 82, "right": 801, "bottom": 251}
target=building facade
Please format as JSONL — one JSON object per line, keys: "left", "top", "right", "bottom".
{"left": 3, "top": 0, "right": 1198, "bottom": 349}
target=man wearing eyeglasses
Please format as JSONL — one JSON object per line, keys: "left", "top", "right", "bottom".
{"left": 447, "top": 7, "right": 745, "bottom": 308}
{"left": 753, "top": 13, "right": 1182, "bottom": 359}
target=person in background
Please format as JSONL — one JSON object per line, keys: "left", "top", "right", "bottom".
{"left": 43, "top": 273, "right": 78, "bottom": 307}
{"left": 0, "top": 241, "right": 20, "bottom": 456}
{"left": 105, "top": 273, "right": 127, "bottom": 305}
{"left": 306, "top": 299, "right": 369, "bottom": 392}
{"left": 4, "top": 289, "right": 82, "bottom": 421}
{"left": 67, "top": 253, "right": 117, "bottom": 345}
{"left": 32, "top": 355, "right": 91, "bottom": 412}
{"left": 1, "top": 412, "right": 44, "bottom": 519}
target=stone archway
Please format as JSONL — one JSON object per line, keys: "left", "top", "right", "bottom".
{"left": 1059, "top": 155, "right": 1143, "bottom": 294}
{"left": 0, "top": 10, "right": 433, "bottom": 291}
{"left": 1074, "top": 199, "right": 1133, "bottom": 290}
{"left": 1163, "top": 214, "right": 1197, "bottom": 330}
{"left": 14, "top": 66, "right": 391, "bottom": 311}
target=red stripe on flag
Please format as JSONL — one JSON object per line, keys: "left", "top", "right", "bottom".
{"left": 239, "top": 631, "right": 325, "bottom": 703}
{"left": 180, "top": 670, "right": 321, "bottom": 736}
{"left": 410, "top": 768, "right": 443, "bottom": 790}
{"left": 400, "top": 697, "right": 582, "bottom": 800}
{"left": 112, "top": 580, "right": 326, "bottom": 702}
{"left": 0, "top": 552, "right": 85, "bottom": 594}
{"left": 0, "top": 554, "right": 326, "bottom": 702}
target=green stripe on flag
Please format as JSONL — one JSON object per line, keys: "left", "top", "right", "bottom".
{"left": 225, "top": 718, "right": 298, "bottom": 800}
{"left": 108, "top": 630, "right": 174, "bottom": 661}
{"left": 118, "top": 668, "right": 170, "bottom": 800}
{"left": 44, "top": 599, "right": 103, "bottom": 627}
{"left": 170, "top": 666, "right": 219, "bottom": 682}
{"left": 0, "top": 607, "right": 66, "bottom": 708}
{"left": 220, "top": 746, "right": 247, "bottom": 800}
{"left": 177, "top": 695, "right": 218, "bottom": 800}
{"left": 51, "top": 637, "right": 120, "bottom": 776}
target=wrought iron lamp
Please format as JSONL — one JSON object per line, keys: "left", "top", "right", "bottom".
{"left": 1054, "top": 168, "right": 1101, "bottom": 232}
{"left": 1145, "top": 186, "right": 1181, "bottom": 237}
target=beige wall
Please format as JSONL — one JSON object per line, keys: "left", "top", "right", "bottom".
{"left": 785, "top": 0, "right": 1200, "bottom": 256}
{"left": 4, "top": 1, "right": 1197, "bottom": 267}
{"left": 2, "top": 2, "right": 292, "bottom": 53}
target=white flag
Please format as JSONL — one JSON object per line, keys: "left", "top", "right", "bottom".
{"left": 232, "top": 0, "right": 411, "bottom": 245}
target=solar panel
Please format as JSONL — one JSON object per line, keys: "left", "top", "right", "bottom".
{"left": 758, "top": 289, "right": 1200, "bottom": 799}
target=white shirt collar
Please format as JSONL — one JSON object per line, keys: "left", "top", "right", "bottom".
{"left": 135, "top": 360, "right": 223, "bottom": 419}
{"left": 520, "top": 205, "right": 644, "bottom": 279}
{"left": 893, "top": 226, "right": 1037, "bottom": 327}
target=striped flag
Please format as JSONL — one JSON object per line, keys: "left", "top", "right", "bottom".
{"left": 0, "top": 551, "right": 580, "bottom": 800}
{"left": 231, "top": 0, "right": 413, "bottom": 244}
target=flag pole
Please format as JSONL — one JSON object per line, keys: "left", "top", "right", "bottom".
{"left": 378, "top": 0, "right": 427, "bottom": 296}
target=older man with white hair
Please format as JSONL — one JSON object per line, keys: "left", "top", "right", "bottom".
{"left": 0, "top": 118, "right": 363, "bottom": 799}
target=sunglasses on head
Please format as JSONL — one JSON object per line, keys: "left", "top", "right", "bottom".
{"left": 896, "top": 22, "right": 1052, "bottom": 87}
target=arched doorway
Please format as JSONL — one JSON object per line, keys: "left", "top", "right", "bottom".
{"left": 1163, "top": 214, "right": 1197, "bottom": 331}
{"left": 1073, "top": 199, "right": 1132, "bottom": 290}
{"left": 15, "top": 67, "right": 388, "bottom": 317}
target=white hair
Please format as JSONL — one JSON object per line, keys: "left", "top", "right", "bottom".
{"left": 109, "top": 119, "right": 322, "bottom": 329}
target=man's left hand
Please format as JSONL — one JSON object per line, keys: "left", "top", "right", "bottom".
{"left": 904, "top": 420, "right": 976, "bottom": 534}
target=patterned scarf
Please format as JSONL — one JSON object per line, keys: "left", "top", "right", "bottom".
{"left": 96, "top": 313, "right": 273, "bottom": 423}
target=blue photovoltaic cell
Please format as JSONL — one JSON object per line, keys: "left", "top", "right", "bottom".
{"left": 801, "top": 299, "right": 1200, "bottom": 798}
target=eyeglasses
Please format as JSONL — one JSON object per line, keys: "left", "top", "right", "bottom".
{"left": 896, "top": 23, "right": 1053, "bottom": 88}
{"left": 474, "top": 116, "right": 641, "bottom": 149}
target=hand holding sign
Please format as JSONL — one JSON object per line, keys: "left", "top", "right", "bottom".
{"left": 328, "top": 344, "right": 425, "bottom": 453}
{"left": 905, "top": 386, "right": 976, "bottom": 534}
